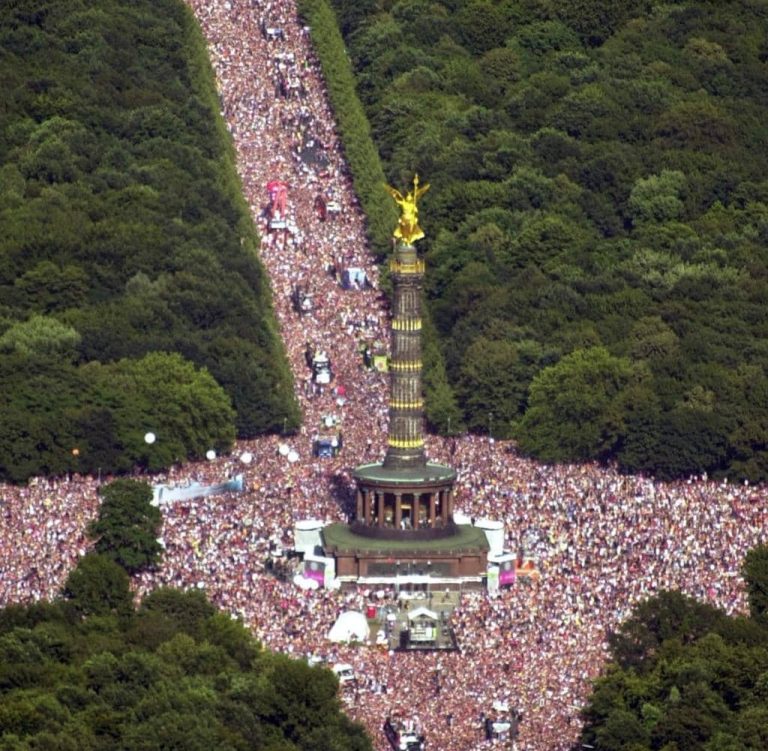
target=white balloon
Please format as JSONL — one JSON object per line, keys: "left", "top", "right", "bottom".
{"left": 144, "top": 432, "right": 156, "bottom": 444}
{"left": 287, "top": 450, "right": 299, "bottom": 463}
{"left": 240, "top": 451, "right": 253, "bottom": 464}
{"left": 206, "top": 449, "right": 217, "bottom": 461}
{"left": 278, "top": 443, "right": 290, "bottom": 456}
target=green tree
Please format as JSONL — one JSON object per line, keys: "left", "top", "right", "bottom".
{"left": 137, "top": 588, "right": 217, "bottom": 644}
{"left": 655, "top": 100, "right": 736, "bottom": 150}
{"left": 619, "top": 406, "right": 728, "bottom": 479}
{"left": 609, "top": 590, "right": 724, "bottom": 673}
{"left": 121, "top": 710, "right": 235, "bottom": 751}
{"left": 742, "top": 545, "right": 768, "bottom": 627}
{"left": 13, "top": 261, "right": 89, "bottom": 313}
{"left": 82, "top": 351, "right": 236, "bottom": 471}
{"left": 0, "top": 571, "right": 371, "bottom": 749}
{"left": 628, "top": 170, "right": 687, "bottom": 226}
{"left": 455, "top": 1, "right": 514, "bottom": 55}
{"left": 0, "top": 0, "right": 300, "bottom": 483}
{"left": 331, "top": 0, "right": 768, "bottom": 480}
{"left": 625, "top": 316, "right": 680, "bottom": 362}
{"left": 259, "top": 654, "right": 370, "bottom": 750}
{"left": 595, "top": 707, "right": 650, "bottom": 750}
{"left": 89, "top": 480, "right": 162, "bottom": 574}
{"left": 72, "top": 406, "right": 127, "bottom": 476}
{"left": 62, "top": 554, "right": 133, "bottom": 619}
{"left": 737, "top": 706, "right": 768, "bottom": 749}
{"left": 516, "top": 346, "right": 641, "bottom": 462}
{"left": 0, "top": 315, "right": 81, "bottom": 359}
{"left": 547, "top": 0, "right": 652, "bottom": 46}
{"left": 578, "top": 568, "right": 768, "bottom": 750}
{"left": 457, "top": 337, "right": 543, "bottom": 435}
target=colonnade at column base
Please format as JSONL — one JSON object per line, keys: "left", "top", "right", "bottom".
{"left": 352, "top": 460, "right": 458, "bottom": 534}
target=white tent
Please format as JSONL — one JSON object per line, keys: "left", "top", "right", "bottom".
{"left": 407, "top": 606, "right": 438, "bottom": 621}
{"left": 408, "top": 606, "right": 439, "bottom": 643}
{"left": 327, "top": 610, "right": 370, "bottom": 643}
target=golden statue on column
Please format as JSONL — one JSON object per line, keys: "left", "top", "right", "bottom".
{"left": 385, "top": 174, "right": 430, "bottom": 245}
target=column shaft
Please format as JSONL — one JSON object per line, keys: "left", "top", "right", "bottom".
{"left": 384, "top": 246, "right": 426, "bottom": 470}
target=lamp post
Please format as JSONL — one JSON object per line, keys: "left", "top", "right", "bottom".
{"left": 488, "top": 413, "right": 494, "bottom": 441}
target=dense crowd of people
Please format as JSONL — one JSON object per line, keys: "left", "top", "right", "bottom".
{"left": 2, "top": 1, "right": 768, "bottom": 749}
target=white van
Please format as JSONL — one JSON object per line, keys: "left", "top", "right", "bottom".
{"left": 332, "top": 663, "right": 356, "bottom": 685}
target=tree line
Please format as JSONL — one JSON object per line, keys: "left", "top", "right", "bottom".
{"left": 0, "top": 478, "right": 371, "bottom": 750}
{"left": 0, "top": 0, "right": 300, "bottom": 482}
{"left": 297, "top": 0, "right": 464, "bottom": 434}
{"left": 322, "top": 0, "right": 768, "bottom": 480}
{"left": 577, "top": 546, "right": 768, "bottom": 750}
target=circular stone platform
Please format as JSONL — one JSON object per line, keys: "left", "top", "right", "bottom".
{"left": 353, "top": 461, "right": 456, "bottom": 487}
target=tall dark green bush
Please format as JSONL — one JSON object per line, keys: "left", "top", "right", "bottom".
{"left": 89, "top": 479, "right": 162, "bottom": 574}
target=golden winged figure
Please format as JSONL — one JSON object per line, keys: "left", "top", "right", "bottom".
{"left": 385, "top": 174, "right": 430, "bottom": 245}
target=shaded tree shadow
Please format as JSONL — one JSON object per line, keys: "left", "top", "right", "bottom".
{"left": 328, "top": 471, "right": 355, "bottom": 520}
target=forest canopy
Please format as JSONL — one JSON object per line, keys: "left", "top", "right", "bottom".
{"left": 0, "top": 572, "right": 371, "bottom": 751}
{"left": 577, "top": 547, "right": 768, "bottom": 750}
{"left": 0, "top": 0, "right": 300, "bottom": 482}
{"left": 323, "top": 0, "right": 768, "bottom": 480}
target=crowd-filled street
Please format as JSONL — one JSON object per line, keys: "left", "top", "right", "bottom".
{"left": 2, "top": 1, "right": 768, "bottom": 749}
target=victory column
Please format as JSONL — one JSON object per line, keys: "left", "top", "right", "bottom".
{"left": 322, "top": 177, "right": 488, "bottom": 584}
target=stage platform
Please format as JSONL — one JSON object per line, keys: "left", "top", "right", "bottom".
{"left": 321, "top": 522, "right": 489, "bottom": 584}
